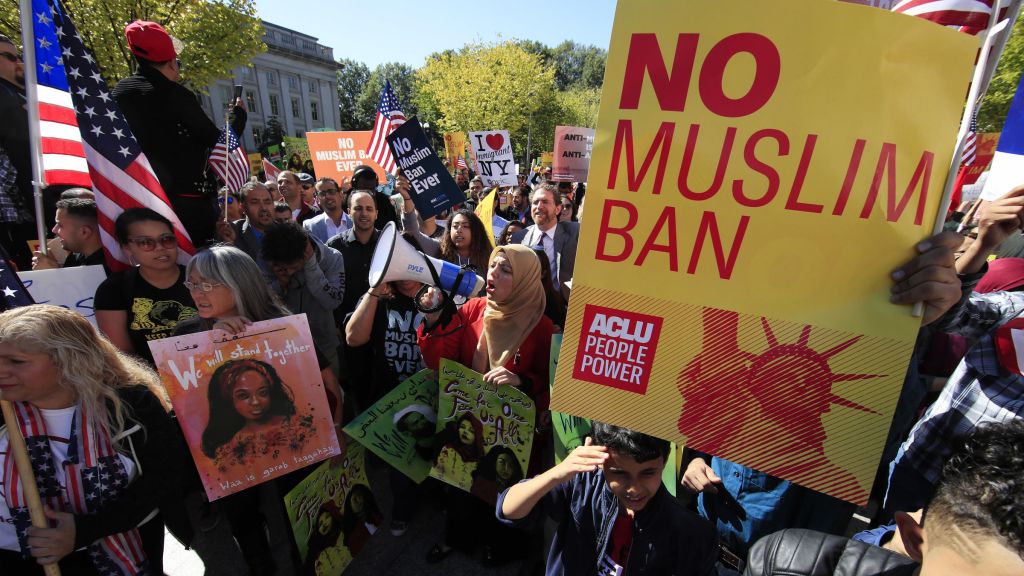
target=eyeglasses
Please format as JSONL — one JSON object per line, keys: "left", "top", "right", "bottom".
{"left": 126, "top": 234, "right": 178, "bottom": 251}
{"left": 317, "top": 187, "right": 339, "bottom": 196}
{"left": 0, "top": 52, "right": 20, "bottom": 63}
{"left": 184, "top": 280, "right": 224, "bottom": 293}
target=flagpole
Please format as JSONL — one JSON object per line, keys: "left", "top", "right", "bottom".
{"left": 19, "top": 0, "right": 50, "bottom": 255}
{"left": 2, "top": 401, "right": 62, "bottom": 576}
{"left": 223, "top": 101, "right": 231, "bottom": 223}
{"left": 917, "top": 0, "right": 1022, "bottom": 317}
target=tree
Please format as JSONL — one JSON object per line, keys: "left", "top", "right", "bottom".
{"left": 0, "top": 0, "right": 264, "bottom": 91}
{"left": 336, "top": 58, "right": 370, "bottom": 130}
{"left": 416, "top": 41, "right": 558, "bottom": 162}
{"left": 355, "top": 62, "right": 418, "bottom": 129}
{"left": 261, "top": 115, "right": 284, "bottom": 151}
{"left": 979, "top": 16, "right": 1024, "bottom": 132}
{"left": 549, "top": 40, "right": 606, "bottom": 90}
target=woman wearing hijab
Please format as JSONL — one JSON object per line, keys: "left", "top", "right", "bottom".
{"left": 417, "top": 244, "right": 553, "bottom": 566}
{"left": 418, "top": 243, "right": 555, "bottom": 414}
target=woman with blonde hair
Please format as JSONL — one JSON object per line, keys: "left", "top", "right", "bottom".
{"left": 0, "top": 304, "right": 185, "bottom": 575}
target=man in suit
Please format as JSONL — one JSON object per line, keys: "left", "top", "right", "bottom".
{"left": 512, "top": 183, "right": 578, "bottom": 298}
{"left": 214, "top": 181, "right": 274, "bottom": 263}
{"left": 303, "top": 177, "right": 352, "bottom": 243}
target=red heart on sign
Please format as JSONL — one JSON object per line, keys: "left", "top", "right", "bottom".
{"left": 485, "top": 133, "right": 505, "bottom": 151}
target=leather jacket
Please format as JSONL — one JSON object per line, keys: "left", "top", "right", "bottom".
{"left": 743, "top": 529, "right": 918, "bottom": 576}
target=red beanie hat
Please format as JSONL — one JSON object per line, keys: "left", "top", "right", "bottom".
{"left": 124, "top": 20, "right": 177, "bottom": 62}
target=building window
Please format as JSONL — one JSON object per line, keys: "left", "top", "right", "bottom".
{"left": 220, "top": 85, "right": 233, "bottom": 102}
{"left": 245, "top": 90, "right": 258, "bottom": 114}
{"left": 266, "top": 71, "right": 277, "bottom": 86}
{"left": 266, "top": 30, "right": 275, "bottom": 41}
{"left": 291, "top": 97, "right": 300, "bottom": 118}
{"left": 295, "top": 130, "right": 304, "bottom": 138}
{"left": 308, "top": 80, "right": 317, "bottom": 94}
{"left": 310, "top": 101, "right": 319, "bottom": 121}
{"left": 288, "top": 75, "right": 299, "bottom": 91}
{"left": 241, "top": 67, "right": 253, "bottom": 79}
{"left": 302, "top": 40, "right": 316, "bottom": 51}
{"left": 269, "top": 94, "right": 280, "bottom": 117}
{"left": 252, "top": 126, "right": 264, "bottom": 145}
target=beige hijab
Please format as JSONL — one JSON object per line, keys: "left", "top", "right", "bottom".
{"left": 472, "top": 244, "right": 546, "bottom": 372}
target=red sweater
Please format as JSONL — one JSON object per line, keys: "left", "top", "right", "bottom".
{"left": 418, "top": 297, "right": 554, "bottom": 412}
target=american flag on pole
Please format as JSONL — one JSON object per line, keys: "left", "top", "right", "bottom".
{"left": 456, "top": 156, "right": 467, "bottom": 170}
{"left": 262, "top": 157, "right": 281, "bottom": 180}
{"left": 30, "top": 0, "right": 195, "bottom": 270}
{"left": 208, "top": 127, "right": 249, "bottom": 193}
{"left": 892, "top": 0, "right": 1003, "bottom": 29}
{"left": 366, "top": 81, "right": 406, "bottom": 174}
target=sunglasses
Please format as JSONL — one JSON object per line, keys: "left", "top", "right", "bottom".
{"left": 218, "top": 196, "right": 236, "bottom": 205}
{"left": 126, "top": 233, "right": 178, "bottom": 251}
{"left": 184, "top": 280, "right": 224, "bottom": 293}
{"left": 0, "top": 52, "right": 20, "bottom": 63}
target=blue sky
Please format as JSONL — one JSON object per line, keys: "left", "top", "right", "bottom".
{"left": 253, "top": 0, "right": 618, "bottom": 68}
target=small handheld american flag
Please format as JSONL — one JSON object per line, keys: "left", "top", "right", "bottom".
{"left": 366, "top": 81, "right": 406, "bottom": 174}
{"left": 208, "top": 127, "right": 250, "bottom": 193}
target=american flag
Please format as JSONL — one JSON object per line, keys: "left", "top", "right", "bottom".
{"left": 30, "top": 0, "right": 195, "bottom": 270}
{"left": 961, "top": 108, "right": 979, "bottom": 165}
{"left": 892, "top": 0, "right": 1003, "bottom": 29}
{"left": 262, "top": 157, "right": 281, "bottom": 180}
{"left": 30, "top": 7, "right": 90, "bottom": 188}
{"left": 366, "top": 81, "right": 406, "bottom": 174}
{"left": 208, "top": 127, "right": 249, "bottom": 193}
{"left": 456, "top": 156, "right": 467, "bottom": 169}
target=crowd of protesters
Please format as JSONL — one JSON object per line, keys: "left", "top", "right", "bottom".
{"left": 0, "top": 19, "right": 1023, "bottom": 576}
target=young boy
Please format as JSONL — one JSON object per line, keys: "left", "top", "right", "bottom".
{"left": 498, "top": 422, "right": 719, "bottom": 575}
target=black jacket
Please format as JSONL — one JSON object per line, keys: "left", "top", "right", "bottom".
{"left": 112, "top": 65, "right": 245, "bottom": 202}
{"left": 0, "top": 77, "right": 31, "bottom": 214}
{"left": 743, "top": 529, "right": 918, "bottom": 576}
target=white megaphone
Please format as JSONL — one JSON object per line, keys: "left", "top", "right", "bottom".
{"left": 368, "top": 221, "right": 485, "bottom": 298}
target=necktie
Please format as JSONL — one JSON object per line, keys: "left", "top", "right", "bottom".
{"left": 542, "top": 231, "right": 557, "bottom": 280}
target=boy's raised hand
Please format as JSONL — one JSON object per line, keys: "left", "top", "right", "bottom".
{"left": 550, "top": 437, "right": 609, "bottom": 483}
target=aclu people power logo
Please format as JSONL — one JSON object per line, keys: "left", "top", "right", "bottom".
{"left": 572, "top": 305, "right": 663, "bottom": 394}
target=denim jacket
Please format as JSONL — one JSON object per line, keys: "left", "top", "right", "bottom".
{"left": 497, "top": 469, "right": 718, "bottom": 576}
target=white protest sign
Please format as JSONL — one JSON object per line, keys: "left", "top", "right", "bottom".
{"left": 468, "top": 130, "right": 518, "bottom": 187}
{"left": 18, "top": 265, "right": 106, "bottom": 326}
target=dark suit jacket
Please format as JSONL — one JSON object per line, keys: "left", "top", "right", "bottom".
{"left": 511, "top": 220, "right": 579, "bottom": 292}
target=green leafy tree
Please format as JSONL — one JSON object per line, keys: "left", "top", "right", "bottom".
{"left": 355, "top": 62, "right": 418, "bottom": 129}
{"left": 416, "top": 41, "right": 558, "bottom": 162}
{"left": 260, "top": 115, "right": 284, "bottom": 151}
{"left": 336, "top": 57, "right": 370, "bottom": 129}
{"left": 549, "top": 40, "right": 606, "bottom": 90}
{"left": 0, "top": 0, "right": 264, "bottom": 91}
{"left": 979, "top": 16, "right": 1024, "bottom": 132}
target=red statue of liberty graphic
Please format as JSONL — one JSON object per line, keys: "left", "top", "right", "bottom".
{"left": 677, "top": 307, "right": 881, "bottom": 501}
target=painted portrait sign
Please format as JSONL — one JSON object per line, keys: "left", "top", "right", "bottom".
{"left": 149, "top": 315, "right": 341, "bottom": 500}
{"left": 431, "top": 359, "right": 535, "bottom": 505}
{"left": 344, "top": 369, "right": 439, "bottom": 483}
{"left": 284, "top": 440, "right": 379, "bottom": 575}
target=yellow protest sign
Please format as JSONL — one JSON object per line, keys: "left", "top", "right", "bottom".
{"left": 443, "top": 132, "right": 467, "bottom": 172}
{"left": 550, "top": 0, "right": 976, "bottom": 505}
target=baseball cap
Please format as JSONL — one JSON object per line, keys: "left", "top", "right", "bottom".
{"left": 297, "top": 173, "right": 314, "bottom": 185}
{"left": 124, "top": 20, "right": 181, "bottom": 62}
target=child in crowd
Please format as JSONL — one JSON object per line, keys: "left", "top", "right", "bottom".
{"left": 498, "top": 422, "right": 719, "bottom": 575}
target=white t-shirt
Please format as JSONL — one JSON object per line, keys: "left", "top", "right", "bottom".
{"left": 0, "top": 407, "right": 137, "bottom": 552}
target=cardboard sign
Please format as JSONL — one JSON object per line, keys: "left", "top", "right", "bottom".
{"left": 550, "top": 0, "right": 976, "bottom": 505}
{"left": 247, "top": 152, "right": 263, "bottom": 176}
{"left": 283, "top": 136, "right": 312, "bottom": 173}
{"left": 344, "top": 369, "right": 439, "bottom": 483}
{"left": 469, "top": 130, "right": 518, "bottom": 187}
{"left": 443, "top": 132, "right": 467, "bottom": 172}
{"left": 430, "top": 359, "right": 535, "bottom": 505}
{"left": 284, "top": 440, "right": 376, "bottom": 573}
{"left": 18, "top": 265, "right": 106, "bottom": 326}
{"left": 540, "top": 151, "right": 554, "bottom": 168}
{"left": 552, "top": 126, "right": 596, "bottom": 182}
{"left": 149, "top": 315, "right": 341, "bottom": 500}
{"left": 307, "top": 131, "right": 387, "bottom": 185}
{"left": 387, "top": 117, "right": 466, "bottom": 218}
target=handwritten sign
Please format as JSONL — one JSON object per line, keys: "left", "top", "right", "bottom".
{"left": 443, "top": 131, "right": 467, "bottom": 172}
{"left": 18, "top": 265, "right": 106, "bottom": 326}
{"left": 552, "top": 126, "right": 595, "bottom": 183}
{"left": 148, "top": 315, "right": 340, "bottom": 500}
{"left": 550, "top": 0, "right": 976, "bottom": 505}
{"left": 469, "top": 130, "right": 518, "bottom": 187}
{"left": 344, "top": 370, "right": 438, "bottom": 483}
{"left": 431, "top": 359, "right": 535, "bottom": 505}
{"left": 307, "top": 131, "right": 387, "bottom": 184}
{"left": 387, "top": 117, "right": 466, "bottom": 218}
